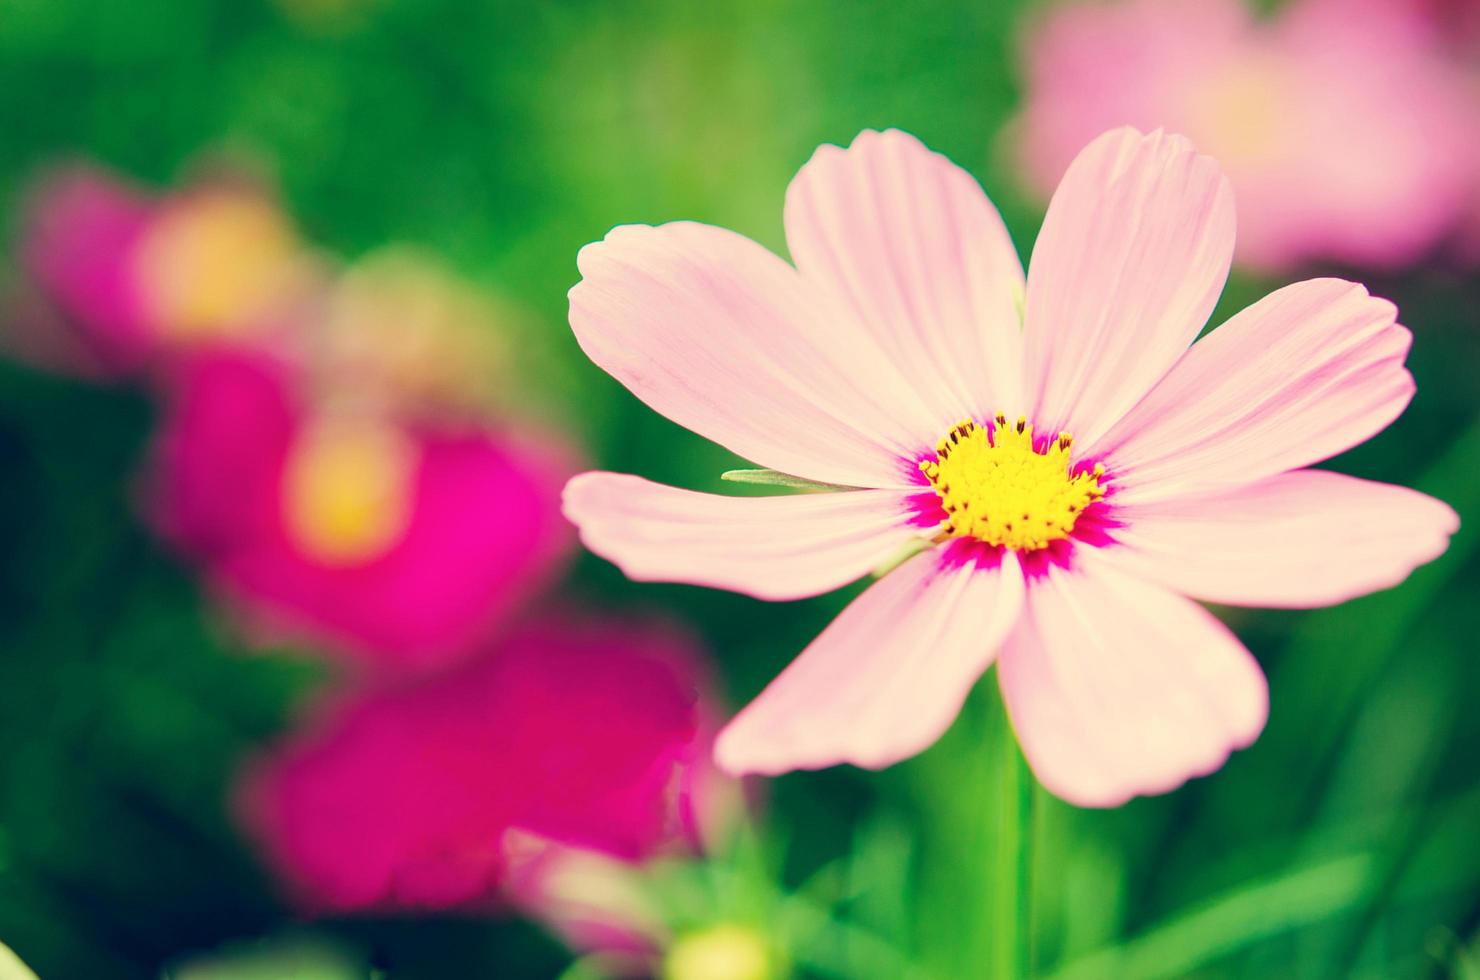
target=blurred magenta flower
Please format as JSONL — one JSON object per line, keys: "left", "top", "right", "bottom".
{"left": 236, "top": 616, "right": 711, "bottom": 913}
{"left": 148, "top": 349, "right": 573, "bottom": 672}
{"left": 15, "top": 165, "right": 318, "bottom": 377}
{"left": 563, "top": 127, "right": 1458, "bottom": 806}
{"left": 1011, "top": 0, "right": 1478, "bottom": 271}
{"left": 501, "top": 676, "right": 743, "bottom": 972}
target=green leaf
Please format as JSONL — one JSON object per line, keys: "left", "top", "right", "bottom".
{"left": 161, "top": 934, "right": 369, "bottom": 980}
{"left": 870, "top": 538, "right": 933, "bottom": 578}
{"left": 1042, "top": 854, "right": 1377, "bottom": 980}
{"left": 719, "top": 470, "right": 859, "bottom": 492}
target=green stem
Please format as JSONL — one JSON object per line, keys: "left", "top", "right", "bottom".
{"left": 1018, "top": 762, "right": 1035, "bottom": 979}
{"left": 991, "top": 696, "right": 1034, "bottom": 979}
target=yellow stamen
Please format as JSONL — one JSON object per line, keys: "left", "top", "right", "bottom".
{"left": 281, "top": 416, "right": 419, "bottom": 566}
{"left": 919, "top": 414, "right": 1105, "bottom": 552}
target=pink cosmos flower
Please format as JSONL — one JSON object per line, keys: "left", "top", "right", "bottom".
{"left": 562, "top": 127, "right": 1459, "bottom": 807}
{"left": 16, "top": 165, "right": 317, "bottom": 377}
{"left": 148, "top": 349, "right": 573, "bottom": 672}
{"left": 1011, "top": 0, "right": 1479, "bottom": 272}
{"left": 236, "top": 616, "right": 709, "bottom": 913}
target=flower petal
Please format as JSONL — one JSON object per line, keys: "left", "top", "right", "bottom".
{"left": 20, "top": 166, "right": 158, "bottom": 375}
{"left": 1098, "top": 278, "right": 1413, "bottom": 502}
{"left": 998, "top": 557, "right": 1267, "bottom": 807}
{"left": 715, "top": 544, "right": 1025, "bottom": 775}
{"left": 784, "top": 129, "right": 1027, "bottom": 424}
{"left": 1101, "top": 470, "right": 1457, "bottom": 608}
{"left": 570, "top": 222, "right": 940, "bottom": 488}
{"left": 564, "top": 472, "right": 930, "bottom": 601}
{"left": 1023, "top": 127, "right": 1236, "bottom": 449}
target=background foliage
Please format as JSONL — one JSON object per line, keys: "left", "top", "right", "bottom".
{"left": 0, "top": 0, "right": 1477, "bottom": 976}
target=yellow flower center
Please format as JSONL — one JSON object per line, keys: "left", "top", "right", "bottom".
{"left": 919, "top": 414, "right": 1105, "bottom": 552}
{"left": 1186, "top": 53, "right": 1292, "bottom": 167}
{"left": 281, "top": 416, "right": 419, "bottom": 566}
{"left": 133, "top": 190, "right": 304, "bottom": 339}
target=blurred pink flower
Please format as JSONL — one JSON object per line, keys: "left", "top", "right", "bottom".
{"left": 236, "top": 616, "right": 710, "bottom": 914}
{"left": 15, "top": 165, "right": 317, "bottom": 377}
{"left": 502, "top": 655, "right": 744, "bottom": 969}
{"left": 15, "top": 167, "right": 156, "bottom": 376}
{"left": 1012, "top": 0, "right": 1479, "bottom": 271}
{"left": 148, "top": 349, "right": 574, "bottom": 672}
{"left": 563, "top": 127, "right": 1458, "bottom": 807}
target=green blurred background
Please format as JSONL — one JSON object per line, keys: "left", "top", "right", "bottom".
{"left": 1, "top": 0, "right": 1478, "bottom": 977}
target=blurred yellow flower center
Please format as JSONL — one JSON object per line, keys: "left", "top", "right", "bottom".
{"left": 662, "top": 924, "right": 775, "bottom": 980}
{"left": 133, "top": 191, "right": 303, "bottom": 339}
{"left": 282, "top": 417, "right": 419, "bottom": 566}
{"left": 920, "top": 414, "right": 1104, "bottom": 552}
{"left": 1191, "top": 55, "right": 1290, "bottom": 166}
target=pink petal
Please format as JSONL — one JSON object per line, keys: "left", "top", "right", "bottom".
{"left": 1101, "top": 470, "right": 1458, "bottom": 608}
{"left": 1013, "top": 0, "right": 1247, "bottom": 202}
{"left": 998, "top": 557, "right": 1267, "bottom": 807}
{"left": 715, "top": 545, "right": 1025, "bottom": 775}
{"left": 784, "top": 129, "right": 1027, "bottom": 424}
{"left": 145, "top": 349, "right": 297, "bottom": 556}
{"left": 570, "top": 222, "right": 940, "bottom": 489}
{"left": 1023, "top": 127, "right": 1235, "bottom": 449}
{"left": 1097, "top": 278, "right": 1413, "bottom": 502}
{"left": 564, "top": 472, "right": 928, "bottom": 601}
